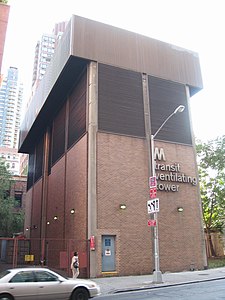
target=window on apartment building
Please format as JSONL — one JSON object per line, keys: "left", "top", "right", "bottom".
{"left": 4, "top": 190, "right": 10, "bottom": 199}
{"left": 14, "top": 191, "right": 23, "bottom": 208}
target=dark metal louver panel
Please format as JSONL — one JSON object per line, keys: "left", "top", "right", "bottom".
{"left": 98, "top": 64, "right": 145, "bottom": 137}
{"left": 27, "top": 151, "right": 35, "bottom": 191}
{"left": 34, "top": 137, "right": 44, "bottom": 183}
{"left": 52, "top": 104, "right": 66, "bottom": 165}
{"left": 48, "top": 125, "right": 53, "bottom": 175}
{"left": 148, "top": 76, "right": 192, "bottom": 145}
{"left": 67, "top": 71, "right": 87, "bottom": 149}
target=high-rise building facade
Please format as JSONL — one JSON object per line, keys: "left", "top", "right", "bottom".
{"left": 31, "top": 33, "right": 55, "bottom": 88}
{"left": 0, "top": 146, "right": 21, "bottom": 175}
{"left": 0, "top": 1, "right": 10, "bottom": 74}
{"left": 0, "top": 66, "right": 23, "bottom": 149}
{"left": 31, "top": 22, "right": 67, "bottom": 91}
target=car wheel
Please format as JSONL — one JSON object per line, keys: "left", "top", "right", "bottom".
{"left": 0, "top": 294, "right": 14, "bottom": 300}
{"left": 71, "top": 287, "right": 89, "bottom": 300}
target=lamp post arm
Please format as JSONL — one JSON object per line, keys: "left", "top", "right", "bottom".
{"left": 153, "top": 112, "right": 175, "bottom": 139}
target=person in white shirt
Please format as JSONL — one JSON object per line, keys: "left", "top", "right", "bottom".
{"left": 71, "top": 251, "right": 79, "bottom": 278}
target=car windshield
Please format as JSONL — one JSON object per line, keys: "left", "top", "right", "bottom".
{"left": 0, "top": 270, "right": 10, "bottom": 279}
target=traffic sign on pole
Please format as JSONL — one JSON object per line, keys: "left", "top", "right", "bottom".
{"left": 150, "top": 187, "right": 157, "bottom": 199}
{"left": 149, "top": 176, "right": 157, "bottom": 188}
{"left": 148, "top": 219, "right": 157, "bottom": 226}
{"left": 147, "top": 198, "right": 159, "bottom": 214}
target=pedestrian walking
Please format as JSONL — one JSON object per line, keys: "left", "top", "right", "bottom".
{"left": 71, "top": 251, "right": 79, "bottom": 278}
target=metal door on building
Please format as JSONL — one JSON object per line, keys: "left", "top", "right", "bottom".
{"left": 102, "top": 236, "right": 115, "bottom": 272}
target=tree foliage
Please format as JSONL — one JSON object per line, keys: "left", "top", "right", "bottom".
{"left": 196, "top": 135, "right": 225, "bottom": 230}
{"left": 0, "top": 159, "right": 24, "bottom": 237}
{"left": 196, "top": 135, "right": 225, "bottom": 256}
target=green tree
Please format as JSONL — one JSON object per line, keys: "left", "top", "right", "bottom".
{"left": 0, "top": 159, "right": 24, "bottom": 237}
{"left": 196, "top": 135, "right": 225, "bottom": 256}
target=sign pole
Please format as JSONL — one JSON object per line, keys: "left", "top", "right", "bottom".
{"left": 151, "top": 134, "right": 163, "bottom": 283}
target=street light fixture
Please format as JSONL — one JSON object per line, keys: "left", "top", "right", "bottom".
{"left": 151, "top": 105, "right": 185, "bottom": 283}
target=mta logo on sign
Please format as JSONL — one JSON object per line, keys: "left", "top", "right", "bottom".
{"left": 154, "top": 147, "right": 166, "bottom": 161}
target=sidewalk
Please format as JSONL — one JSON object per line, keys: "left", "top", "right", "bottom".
{"left": 94, "top": 267, "right": 225, "bottom": 295}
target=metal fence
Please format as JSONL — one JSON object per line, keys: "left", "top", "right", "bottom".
{"left": 0, "top": 237, "right": 89, "bottom": 278}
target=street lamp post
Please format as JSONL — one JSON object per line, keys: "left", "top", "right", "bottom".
{"left": 151, "top": 105, "right": 185, "bottom": 283}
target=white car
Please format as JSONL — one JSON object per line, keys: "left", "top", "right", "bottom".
{"left": 0, "top": 267, "right": 100, "bottom": 300}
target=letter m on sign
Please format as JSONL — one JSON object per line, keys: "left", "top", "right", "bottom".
{"left": 154, "top": 147, "right": 166, "bottom": 161}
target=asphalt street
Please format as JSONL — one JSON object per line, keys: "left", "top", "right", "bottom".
{"left": 97, "top": 278, "right": 225, "bottom": 299}
{"left": 94, "top": 267, "right": 225, "bottom": 296}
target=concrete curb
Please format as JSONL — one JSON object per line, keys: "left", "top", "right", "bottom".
{"left": 112, "top": 275, "right": 225, "bottom": 294}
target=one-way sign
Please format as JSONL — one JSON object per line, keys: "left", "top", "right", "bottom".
{"left": 147, "top": 198, "right": 159, "bottom": 214}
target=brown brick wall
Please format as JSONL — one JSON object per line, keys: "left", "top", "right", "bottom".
{"left": 156, "top": 141, "right": 204, "bottom": 272}
{"left": 47, "top": 157, "right": 65, "bottom": 239}
{"left": 24, "top": 188, "right": 32, "bottom": 237}
{"left": 65, "top": 134, "right": 88, "bottom": 244}
{"left": 46, "top": 134, "right": 88, "bottom": 243}
{"left": 96, "top": 133, "right": 205, "bottom": 276}
{"left": 31, "top": 180, "right": 42, "bottom": 239}
{"left": 96, "top": 133, "right": 151, "bottom": 275}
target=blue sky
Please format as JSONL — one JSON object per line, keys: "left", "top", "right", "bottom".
{"left": 3, "top": 0, "right": 224, "bottom": 142}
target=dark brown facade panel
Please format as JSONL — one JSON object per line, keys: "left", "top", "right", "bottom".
{"left": 72, "top": 15, "right": 203, "bottom": 91}
{"left": 52, "top": 103, "right": 66, "bottom": 165}
{"left": 26, "top": 72, "right": 88, "bottom": 190}
{"left": 27, "top": 151, "right": 35, "bottom": 191}
{"left": 68, "top": 70, "right": 87, "bottom": 149}
{"left": 19, "top": 15, "right": 202, "bottom": 153}
{"left": 19, "top": 56, "right": 88, "bottom": 153}
{"left": 34, "top": 136, "right": 44, "bottom": 183}
{"left": 98, "top": 64, "right": 145, "bottom": 137}
{"left": 148, "top": 76, "right": 192, "bottom": 145}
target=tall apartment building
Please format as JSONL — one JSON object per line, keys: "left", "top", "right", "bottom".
{"left": 0, "top": 66, "right": 23, "bottom": 149}
{"left": 0, "top": 146, "right": 20, "bottom": 175}
{"left": 31, "top": 33, "right": 55, "bottom": 88}
{"left": 31, "top": 21, "right": 67, "bottom": 91}
{"left": 0, "top": 2, "right": 26, "bottom": 213}
{"left": 0, "top": 1, "right": 10, "bottom": 74}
